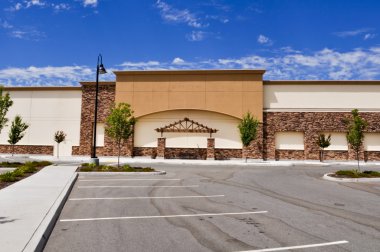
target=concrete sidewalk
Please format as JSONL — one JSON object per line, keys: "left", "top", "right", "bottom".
{"left": 0, "top": 165, "right": 78, "bottom": 252}
{"left": 27, "top": 155, "right": 380, "bottom": 167}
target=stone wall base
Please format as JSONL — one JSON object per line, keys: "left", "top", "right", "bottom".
{"left": 0, "top": 145, "right": 53, "bottom": 155}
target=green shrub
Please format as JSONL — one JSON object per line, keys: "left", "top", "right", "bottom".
{"left": 35, "top": 161, "right": 52, "bottom": 167}
{"left": 336, "top": 170, "right": 359, "bottom": 178}
{"left": 80, "top": 166, "right": 94, "bottom": 172}
{"left": 0, "top": 171, "right": 18, "bottom": 182}
{"left": 12, "top": 168, "right": 25, "bottom": 177}
{"left": 0, "top": 162, "right": 23, "bottom": 168}
{"left": 335, "top": 169, "right": 380, "bottom": 178}
{"left": 21, "top": 163, "right": 37, "bottom": 173}
{"left": 100, "top": 165, "right": 111, "bottom": 172}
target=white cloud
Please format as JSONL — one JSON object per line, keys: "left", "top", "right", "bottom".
{"left": 9, "top": 29, "right": 46, "bottom": 41}
{"left": 257, "top": 34, "right": 273, "bottom": 45}
{"left": 0, "top": 19, "right": 13, "bottom": 29}
{"left": 7, "top": 0, "right": 45, "bottom": 11}
{"left": 118, "top": 61, "right": 161, "bottom": 69}
{"left": 83, "top": 0, "right": 98, "bottom": 7}
{"left": 0, "top": 66, "right": 98, "bottom": 86}
{"left": 172, "top": 57, "right": 185, "bottom": 65}
{"left": 52, "top": 3, "right": 71, "bottom": 11}
{"left": 186, "top": 31, "right": 206, "bottom": 41}
{"left": 217, "top": 47, "right": 380, "bottom": 80}
{"left": 2, "top": 47, "right": 380, "bottom": 86}
{"left": 363, "top": 33, "right": 376, "bottom": 40}
{"left": 26, "top": 0, "right": 45, "bottom": 8}
{"left": 333, "top": 28, "right": 372, "bottom": 38}
{"left": 155, "top": 0, "right": 204, "bottom": 28}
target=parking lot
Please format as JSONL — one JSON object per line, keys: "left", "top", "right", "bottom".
{"left": 45, "top": 163, "right": 380, "bottom": 252}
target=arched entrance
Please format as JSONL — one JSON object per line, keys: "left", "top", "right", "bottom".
{"left": 133, "top": 110, "right": 242, "bottom": 160}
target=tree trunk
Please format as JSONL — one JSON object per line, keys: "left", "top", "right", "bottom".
{"left": 118, "top": 139, "right": 121, "bottom": 168}
{"left": 321, "top": 148, "right": 324, "bottom": 162}
{"left": 356, "top": 149, "right": 360, "bottom": 171}
{"left": 12, "top": 144, "right": 14, "bottom": 156}
{"left": 57, "top": 143, "right": 59, "bottom": 158}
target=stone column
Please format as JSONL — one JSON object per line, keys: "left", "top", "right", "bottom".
{"left": 207, "top": 138, "right": 215, "bottom": 160}
{"left": 157, "top": 138, "right": 166, "bottom": 159}
{"left": 126, "top": 135, "right": 134, "bottom": 157}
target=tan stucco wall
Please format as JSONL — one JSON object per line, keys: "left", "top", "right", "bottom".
{"left": 134, "top": 110, "right": 242, "bottom": 149}
{"left": 114, "top": 70, "right": 264, "bottom": 121}
{"left": 264, "top": 82, "right": 380, "bottom": 111}
{"left": 0, "top": 89, "right": 82, "bottom": 156}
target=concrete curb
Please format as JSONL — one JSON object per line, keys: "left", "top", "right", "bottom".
{"left": 23, "top": 171, "right": 78, "bottom": 252}
{"left": 28, "top": 155, "right": 380, "bottom": 167}
{"left": 78, "top": 170, "right": 166, "bottom": 176}
{"left": 323, "top": 173, "right": 380, "bottom": 183}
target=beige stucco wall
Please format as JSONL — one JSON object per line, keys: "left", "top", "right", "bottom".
{"left": 0, "top": 89, "right": 82, "bottom": 156}
{"left": 264, "top": 83, "right": 380, "bottom": 111}
{"left": 134, "top": 110, "right": 242, "bottom": 149}
{"left": 114, "top": 70, "right": 264, "bottom": 121}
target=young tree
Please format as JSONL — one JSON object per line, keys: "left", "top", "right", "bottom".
{"left": 105, "top": 103, "right": 135, "bottom": 167}
{"left": 54, "top": 130, "right": 67, "bottom": 158}
{"left": 316, "top": 133, "right": 331, "bottom": 162}
{"left": 0, "top": 87, "right": 14, "bottom": 134}
{"left": 238, "top": 112, "right": 260, "bottom": 162}
{"left": 346, "top": 109, "right": 367, "bottom": 171}
{"left": 8, "top": 115, "right": 29, "bottom": 156}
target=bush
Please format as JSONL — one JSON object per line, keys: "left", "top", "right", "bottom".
{"left": 21, "top": 163, "right": 38, "bottom": 173}
{"left": 335, "top": 169, "right": 380, "bottom": 178}
{"left": 0, "top": 162, "right": 23, "bottom": 168}
{"left": 0, "top": 171, "right": 18, "bottom": 182}
{"left": 35, "top": 161, "right": 52, "bottom": 167}
{"left": 12, "top": 168, "right": 25, "bottom": 177}
{"left": 336, "top": 170, "right": 360, "bottom": 178}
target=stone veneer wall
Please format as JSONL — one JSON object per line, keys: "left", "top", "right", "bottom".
{"left": 72, "top": 83, "right": 134, "bottom": 157}
{"left": 0, "top": 145, "right": 53, "bottom": 155}
{"left": 242, "top": 125, "right": 263, "bottom": 159}
{"left": 133, "top": 147, "right": 241, "bottom": 160}
{"left": 264, "top": 112, "right": 380, "bottom": 161}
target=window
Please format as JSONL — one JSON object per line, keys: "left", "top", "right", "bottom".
{"left": 95, "top": 123, "right": 105, "bottom": 147}
{"left": 275, "top": 132, "right": 304, "bottom": 150}
{"left": 364, "top": 133, "right": 380, "bottom": 151}
{"left": 324, "top": 132, "right": 348, "bottom": 151}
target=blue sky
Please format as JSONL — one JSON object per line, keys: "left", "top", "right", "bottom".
{"left": 0, "top": 0, "right": 380, "bottom": 86}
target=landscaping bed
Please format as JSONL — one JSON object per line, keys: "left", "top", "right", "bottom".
{"left": 0, "top": 161, "right": 52, "bottom": 189}
{"left": 78, "top": 163, "right": 155, "bottom": 172}
{"left": 330, "top": 170, "right": 380, "bottom": 178}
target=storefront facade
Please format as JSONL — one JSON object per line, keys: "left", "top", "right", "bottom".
{"left": 1, "top": 69, "right": 380, "bottom": 161}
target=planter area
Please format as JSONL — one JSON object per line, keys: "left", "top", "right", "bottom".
{"left": 78, "top": 163, "right": 155, "bottom": 172}
{"left": 0, "top": 161, "right": 52, "bottom": 189}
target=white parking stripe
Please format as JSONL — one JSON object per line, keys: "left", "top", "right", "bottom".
{"left": 78, "top": 185, "right": 199, "bottom": 188}
{"left": 235, "top": 240, "right": 349, "bottom": 252}
{"left": 69, "top": 195, "right": 225, "bottom": 201}
{"left": 60, "top": 211, "right": 268, "bottom": 222}
{"left": 79, "top": 178, "right": 181, "bottom": 182}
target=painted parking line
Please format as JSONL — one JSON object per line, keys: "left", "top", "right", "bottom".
{"left": 69, "top": 195, "right": 225, "bottom": 201}
{"left": 79, "top": 178, "right": 181, "bottom": 182}
{"left": 60, "top": 211, "right": 268, "bottom": 222}
{"left": 78, "top": 185, "right": 199, "bottom": 188}
{"left": 235, "top": 240, "right": 349, "bottom": 252}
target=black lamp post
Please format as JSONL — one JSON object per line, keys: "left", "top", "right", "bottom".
{"left": 91, "top": 54, "right": 107, "bottom": 165}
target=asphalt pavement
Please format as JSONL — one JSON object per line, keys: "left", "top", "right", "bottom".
{"left": 44, "top": 163, "right": 380, "bottom": 252}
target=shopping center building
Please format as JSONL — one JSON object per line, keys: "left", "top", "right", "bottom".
{"left": 1, "top": 69, "right": 380, "bottom": 161}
